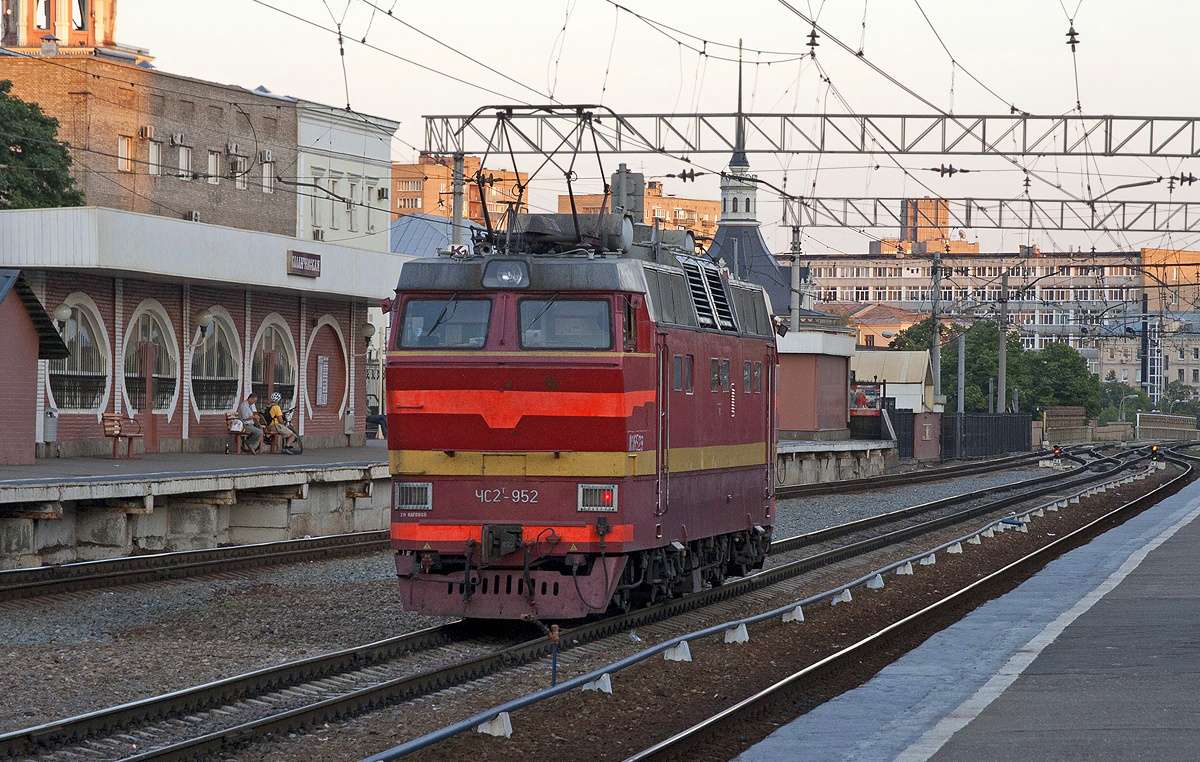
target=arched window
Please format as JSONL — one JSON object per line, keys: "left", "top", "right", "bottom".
{"left": 72, "top": 0, "right": 87, "bottom": 31}
{"left": 35, "top": 0, "right": 52, "bottom": 29}
{"left": 191, "top": 316, "right": 239, "bottom": 411}
{"left": 48, "top": 304, "right": 107, "bottom": 410}
{"left": 252, "top": 324, "right": 296, "bottom": 405}
{"left": 124, "top": 311, "right": 178, "bottom": 413}
{"left": 732, "top": 197, "right": 739, "bottom": 213}
{"left": 745, "top": 197, "right": 752, "bottom": 214}
{"left": 722, "top": 198, "right": 727, "bottom": 213}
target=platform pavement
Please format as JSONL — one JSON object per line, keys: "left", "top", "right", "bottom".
{"left": 737, "top": 474, "right": 1200, "bottom": 762}
{"left": 0, "top": 439, "right": 386, "bottom": 487}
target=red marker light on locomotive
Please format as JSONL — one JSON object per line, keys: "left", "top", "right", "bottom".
{"left": 601, "top": 489, "right": 614, "bottom": 506}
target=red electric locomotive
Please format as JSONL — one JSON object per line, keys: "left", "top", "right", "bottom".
{"left": 387, "top": 214, "right": 777, "bottom": 619}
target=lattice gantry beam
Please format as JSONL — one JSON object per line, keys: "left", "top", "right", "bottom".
{"left": 425, "top": 112, "right": 1200, "bottom": 158}
{"left": 786, "top": 197, "right": 1200, "bottom": 233}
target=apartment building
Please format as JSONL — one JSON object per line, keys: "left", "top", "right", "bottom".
{"left": 559, "top": 180, "right": 721, "bottom": 242}
{"left": 392, "top": 154, "right": 527, "bottom": 226}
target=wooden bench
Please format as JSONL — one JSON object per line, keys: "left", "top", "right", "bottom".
{"left": 226, "top": 412, "right": 257, "bottom": 455}
{"left": 102, "top": 413, "right": 143, "bottom": 459}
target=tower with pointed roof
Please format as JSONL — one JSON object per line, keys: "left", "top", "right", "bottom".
{"left": 709, "top": 40, "right": 790, "bottom": 314}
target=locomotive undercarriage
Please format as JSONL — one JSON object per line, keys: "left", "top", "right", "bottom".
{"left": 396, "top": 526, "right": 772, "bottom": 619}
{"left": 612, "top": 527, "right": 772, "bottom": 611}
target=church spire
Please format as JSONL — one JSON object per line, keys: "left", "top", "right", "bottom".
{"left": 732, "top": 38, "right": 748, "bottom": 167}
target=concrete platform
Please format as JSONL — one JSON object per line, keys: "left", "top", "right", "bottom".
{"left": 737, "top": 475, "right": 1200, "bottom": 761}
{"left": 0, "top": 442, "right": 390, "bottom": 568}
{"left": 775, "top": 439, "right": 896, "bottom": 487}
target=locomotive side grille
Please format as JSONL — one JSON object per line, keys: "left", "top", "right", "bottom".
{"left": 703, "top": 267, "right": 738, "bottom": 331}
{"left": 682, "top": 263, "right": 718, "bottom": 328}
{"left": 393, "top": 481, "right": 432, "bottom": 510}
{"left": 578, "top": 483, "right": 618, "bottom": 512}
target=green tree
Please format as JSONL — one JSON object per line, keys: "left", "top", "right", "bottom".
{"left": 1163, "top": 380, "right": 1200, "bottom": 417}
{"left": 1097, "top": 379, "right": 1150, "bottom": 424}
{"left": 0, "top": 79, "right": 84, "bottom": 210}
{"left": 890, "top": 319, "right": 1099, "bottom": 415}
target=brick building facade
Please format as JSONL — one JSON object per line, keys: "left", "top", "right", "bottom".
{"left": 0, "top": 207, "right": 408, "bottom": 460}
{"left": 0, "top": 55, "right": 299, "bottom": 235}
{"left": 392, "top": 154, "right": 527, "bottom": 226}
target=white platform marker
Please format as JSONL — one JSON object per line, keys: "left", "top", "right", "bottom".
{"left": 982, "top": 527, "right": 995, "bottom": 538}
{"left": 1017, "top": 523, "right": 1029, "bottom": 533}
{"left": 867, "top": 573, "right": 886, "bottom": 589}
{"left": 968, "top": 534, "right": 982, "bottom": 545}
{"left": 664, "top": 641, "right": 692, "bottom": 662}
{"left": 1057, "top": 499, "right": 1069, "bottom": 509}
{"left": 896, "top": 561, "right": 914, "bottom": 575}
{"left": 782, "top": 604, "right": 805, "bottom": 623}
{"left": 947, "top": 542, "right": 963, "bottom": 555}
{"left": 723, "top": 623, "right": 750, "bottom": 644}
{"left": 583, "top": 673, "right": 613, "bottom": 694}
{"left": 1070, "top": 495, "right": 1081, "bottom": 504}
{"left": 920, "top": 554, "right": 937, "bottom": 566}
{"left": 1033, "top": 508, "right": 1045, "bottom": 517}
{"left": 832, "top": 588, "right": 853, "bottom": 605}
{"left": 477, "top": 712, "right": 513, "bottom": 738}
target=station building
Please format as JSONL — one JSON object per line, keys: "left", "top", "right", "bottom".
{"left": 0, "top": 207, "right": 408, "bottom": 459}
{"left": 0, "top": 0, "right": 408, "bottom": 463}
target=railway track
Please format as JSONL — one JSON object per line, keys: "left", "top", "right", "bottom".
{"left": 775, "top": 444, "right": 1101, "bottom": 498}
{"left": 0, "top": 446, "right": 1095, "bottom": 604}
{"left": 0, "top": 445, "right": 1146, "bottom": 761}
{"left": 623, "top": 446, "right": 1197, "bottom": 762}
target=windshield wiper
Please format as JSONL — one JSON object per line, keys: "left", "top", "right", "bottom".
{"left": 423, "top": 293, "right": 460, "bottom": 339}
{"left": 525, "top": 292, "right": 562, "bottom": 330}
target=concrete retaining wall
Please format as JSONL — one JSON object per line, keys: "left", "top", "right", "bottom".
{"left": 0, "top": 471, "right": 388, "bottom": 569}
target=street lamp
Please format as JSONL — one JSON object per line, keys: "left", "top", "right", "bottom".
{"left": 1119, "top": 393, "right": 1139, "bottom": 422}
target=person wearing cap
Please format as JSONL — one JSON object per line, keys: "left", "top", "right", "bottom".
{"left": 266, "top": 392, "right": 299, "bottom": 454}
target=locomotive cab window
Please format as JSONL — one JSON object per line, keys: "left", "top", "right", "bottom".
{"left": 753, "top": 362, "right": 764, "bottom": 392}
{"left": 520, "top": 298, "right": 611, "bottom": 349}
{"left": 623, "top": 296, "right": 637, "bottom": 351}
{"left": 400, "top": 297, "right": 491, "bottom": 349}
{"left": 710, "top": 358, "right": 720, "bottom": 391}
{"left": 743, "top": 361, "right": 752, "bottom": 393}
{"left": 720, "top": 359, "right": 731, "bottom": 390}
{"left": 683, "top": 354, "right": 694, "bottom": 393}
{"left": 672, "top": 355, "right": 683, "bottom": 391}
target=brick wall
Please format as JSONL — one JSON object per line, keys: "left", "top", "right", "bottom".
{"left": 0, "top": 57, "right": 298, "bottom": 235}
{"left": 0, "top": 296, "right": 40, "bottom": 465}
{"left": 31, "top": 270, "right": 364, "bottom": 456}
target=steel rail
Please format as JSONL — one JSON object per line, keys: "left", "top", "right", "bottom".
{"left": 0, "top": 531, "right": 390, "bottom": 602}
{"left": 624, "top": 448, "right": 1196, "bottom": 761}
{"left": 0, "top": 448, "right": 1146, "bottom": 760}
{"left": 776, "top": 445, "right": 1099, "bottom": 498}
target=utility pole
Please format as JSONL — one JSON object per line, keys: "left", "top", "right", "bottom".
{"left": 451, "top": 152, "right": 465, "bottom": 248}
{"left": 931, "top": 245, "right": 944, "bottom": 399}
{"left": 956, "top": 331, "right": 965, "bottom": 459}
{"left": 997, "top": 269, "right": 1009, "bottom": 413}
{"left": 988, "top": 377, "right": 995, "bottom": 414}
{"left": 789, "top": 224, "right": 802, "bottom": 327}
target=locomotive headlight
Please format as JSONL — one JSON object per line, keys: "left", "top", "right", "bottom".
{"left": 482, "top": 260, "right": 529, "bottom": 289}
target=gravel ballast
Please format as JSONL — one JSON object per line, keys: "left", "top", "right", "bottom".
{"left": 772, "top": 466, "right": 1050, "bottom": 537}
{"left": 0, "top": 553, "right": 449, "bottom": 733}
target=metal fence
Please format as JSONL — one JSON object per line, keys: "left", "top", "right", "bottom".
{"left": 942, "top": 413, "right": 1032, "bottom": 458}
{"left": 891, "top": 411, "right": 915, "bottom": 459}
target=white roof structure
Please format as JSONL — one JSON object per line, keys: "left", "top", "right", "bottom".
{"left": 0, "top": 207, "right": 411, "bottom": 301}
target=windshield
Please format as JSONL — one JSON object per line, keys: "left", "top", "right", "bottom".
{"left": 520, "top": 299, "right": 612, "bottom": 349}
{"left": 400, "top": 298, "right": 491, "bottom": 349}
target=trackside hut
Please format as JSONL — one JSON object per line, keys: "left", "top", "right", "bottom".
{"left": 0, "top": 206, "right": 410, "bottom": 460}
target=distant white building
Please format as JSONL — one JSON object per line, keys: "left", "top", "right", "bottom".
{"left": 291, "top": 99, "right": 400, "bottom": 411}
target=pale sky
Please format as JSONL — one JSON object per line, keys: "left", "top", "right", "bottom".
{"left": 117, "top": 0, "right": 1200, "bottom": 255}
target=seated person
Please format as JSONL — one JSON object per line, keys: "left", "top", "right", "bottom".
{"left": 237, "top": 392, "right": 264, "bottom": 452}
{"left": 266, "top": 392, "right": 299, "bottom": 453}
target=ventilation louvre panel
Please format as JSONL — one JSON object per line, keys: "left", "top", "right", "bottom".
{"left": 682, "top": 263, "right": 717, "bottom": 328}
{"left": 703, "top": 268, "right": 737, "bottom": 331}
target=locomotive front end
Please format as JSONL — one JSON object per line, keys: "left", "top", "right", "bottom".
{"left": 387, "top": 256, "right": 655, "bottom": 619}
